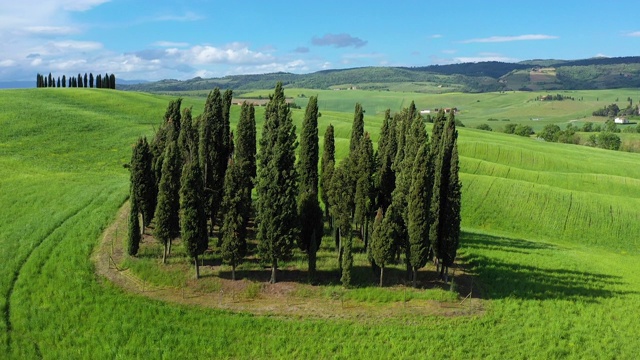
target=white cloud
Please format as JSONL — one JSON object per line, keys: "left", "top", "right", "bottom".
{"left": 0, "top": 60, "right": 16, "bottom": 67}
{"left": 51, "top": 40, "right": 103, "bottom": 51}
{"left": 153, "top": 11, "right": 203, "bottom": 22}
{"left": 454, "top": 55, "right": 518, "bottom": 63}
{"left": 24, "top": 26, "right": 80, "bottom": 36}
{"left": 188, "top": 43, "right": 274, "bottom": 65}
{"left": 430, "top": 34, "right": 443, "bottom": 39}
{"left": 625, "top": 31, "right": 640, "bottom": 37}
{"left": 461, "top": 34, "right": 558, "bottom": 43}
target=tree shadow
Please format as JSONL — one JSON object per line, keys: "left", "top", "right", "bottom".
{"left": 459, "top": 232, "right": 636, "bottom": 302}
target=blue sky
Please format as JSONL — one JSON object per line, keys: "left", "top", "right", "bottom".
{"left": 1, "top": 0, "right": 640, "bottom": 81}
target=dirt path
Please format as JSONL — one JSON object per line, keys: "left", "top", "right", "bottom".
{"left": 93, "top": 203, "right": 484, "bottom": 322}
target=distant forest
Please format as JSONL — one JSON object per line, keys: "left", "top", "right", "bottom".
{"left": 121, "top": 56, "right": 640, "bottom": 93}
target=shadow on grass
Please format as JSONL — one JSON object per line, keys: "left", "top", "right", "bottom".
{"left": 459, "top": 232, "right": 637, "bottom": 302}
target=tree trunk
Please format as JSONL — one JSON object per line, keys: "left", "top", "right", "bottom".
{"left": 439, "top": 262, "right": 445, "bottom": 281}
{"left": 309, "top": 229, "right": 317, "bottom": 281}
{"left": 435, "top": 258, "right": 440, "bottom": 274}
{"left": 168, "top": 239, "right": 172, "bottom": 255}
{"left": 231, "top": 263, "right": 236, "bottom": 281}
{"left": 444, "top": 266, "right": 449, "bottom": 283}
{"left": 194, "top": 256, "right": 200, "bottom": 279}
{"left": 139, "top": 213, "right": 145, "bottom": 237}
{"left": 162, "top": 243, "right": 167, "bottom": 264}
{"left": 337, "top": 228, "right": 343, "bottom": 271}
{"left": 363, "top": 218, "right": 369, "bottom": 251}
{"left": 270, "top": 259, "right": 278, "bottom": 284}
{"left": 379, "top": 266, "right": 384, "bottom": 287}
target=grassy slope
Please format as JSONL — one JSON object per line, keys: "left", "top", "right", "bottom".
{"left": 1, "top": 88, "right": 639, "bottom": 359}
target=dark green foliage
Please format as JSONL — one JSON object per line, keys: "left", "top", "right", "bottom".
{"left": 341, "top": 235, "right": 353, "bottom": 287}
{"left": 320, "top": 124, "right": 335, "bottom": 218}
{"left": 62, "top": 75, "right": 66, "bottom": 88}
{"left": 84, "top": 73, "right": 88, "bottom": 89}
{"left": 89, "top": 73, "right": 94, "bottom": 88}
{"left": 151, "top": 99, "right": 182, "bottom": 200}
{"left": 476, "top": 123, "right": 492, "bottom": 131}
{"left": 104, "top": 73, "right": 110, "bottom": 89}
{"left": 222, "top": 89, "right": 233, "bottom": 160}
{"left": 153, "top": 140, "right": 181, "bottom": 263}
{"left": 78, "top": 73, "right": 83, "bottom": 88}
{"left": 514, "top": 124, "right": 534, "bottom": 137}
{"left": 407, "top": 144, "right": 431, "bottom": 286}
{"left": 441, "top": 141, "right": 461, "bottom": 270}
{"left": 198, "top": 89, "right": 228, "bottom": 232}
{"left": 297, "top": 96, "right": 323, "bottom": 276}
{"left": 96, "top": 74, "right": 101, "bottom": 89}
{"left": 109, "top": 74, "right": 116, "bottom": 89}
{"left": 590, "top": 132, "right": 622, "bottom": 150}
{"left": 127, "top": 199, "right": 141, "bottom": 256}
{"left": 130, "top": 137, "right": 155, "bottom": 229}
{"left": 349, "top": 103, "right": 365, "bottom": 156}
{"left": 376, "top": 109, "right": 396, "bottom": 212}
{"left": 370, "top": 208, "right": 397, "bottom": 287}
{"left": 220, "top": 158, "right": 249, "bottom": 280}
{"left": 593, "top": 103, "right": 620, "bottom": 117}
{"left": 329, "top": 161, "right": 354, "bottom": 268}
{"left": 354, "top": 132, "right": 375, "bottom": 242}
{"left": 178, "top": 107, "right": 198, "bottom": 163}
{"left": 298, "top": 96, "right": 320, "bottom": 194}
{"left": 256, "top": 82, "right": 299, "bottom": 283}
{"left": 235, "top": 102, "right": 257, "bottom": 196}
{"left": 503, "top": 123, "right": 517, "bottom": 134}
{"left": 180, "top": 161, "right": 209, "bottom": 279}
{"left": 538, "top": 124, "right": 562, "bottom": 142}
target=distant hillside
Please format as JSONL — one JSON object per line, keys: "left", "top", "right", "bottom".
{"left": 121, "top": 56, "right": 640, "bottom": 93}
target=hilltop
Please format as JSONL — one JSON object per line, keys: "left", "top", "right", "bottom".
{"left": 121, "top": 56, "right": 640, "bottom": 93}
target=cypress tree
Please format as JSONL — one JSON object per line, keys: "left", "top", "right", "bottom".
{"left": 151, "top": 98, "right": 182, "bottom": 208}
{"left": 178, "top": 107, "right": 198, "bottom": 163}
{"left": 130, "top": 137, "right": 155, "bottom": 230}
{"left": 104, "top": 73, "right": 110, "bottom": 89}
{"left": 62, "top": 75, "right": 66, "bottom": 88}
{"left": 78, "top": 73, "right": 83, "bottom": 88}
{"left": 329, "top": 162, "right": 354, "bottom": 269}
{"left": 354, "top": 132, "right": 375, "bottom": 246}
{"left": 89, "top": 73, "right": 94, "bottom": 88}
{"left": 57, "top": 77, "right": 61, "bottom": 88}
{"left": 442, "top": 139, "right": 462, "bottom": 282}
{"left": 110, "top": 74, "right": 116, "bottom": 89}
{"left": 349, "top": 103, "right": 365, "bottom": 156}
{"left": 44, "top": 77, "right": 48, "bottom": 88}
{"left": 220, "top": 158, "right": 249, "bottom": 280}
{"left": 69, "top": 76, "right": 72, "bottom": 88}
{"left": 297, "top": 96, "right": 323, "bottom": 277}
{"left": 198, "top": 89, "right": 227, "bottom": 234}
{"left": 153, "top": 139, "right": 181, "bottom": 263}
{"left": 320, "top": 124, "right": 335, "bottom": 219}
{"left": 128, "top": 199, "right": 141, "bottom": 256}
{"left": 96, "top": 74, "right": 101, "bottom": 89}
{"left": 48, "top": 73, "right": 53, "bottom": 87}
{"left": 36, "top": 73, "right": 40, "bottom": 88}
{"left": 370, "top": 208, "right": 397, "bottom": 287}
{"left": 376, "top": 109, "right": 396, "bottom": 212}
{"left": 341, "top": 234, "right": 353, "bottom": 287}
{"left": 222, "top": 89, "right": 233, "bottom": 158}
{"left": 84, "top": 73, "right": 88, "bottom": 88}
{"left": 256, "top": 82, "right": 299, "bottom": 283}
{"left": 235, "top": 102, "right": 257, "bottom": 196}
{"left": 407, "top": 144, "right": 431, "bottom": 287}
{"left": 180, "top": 161, "right": 209, "bottom": 279}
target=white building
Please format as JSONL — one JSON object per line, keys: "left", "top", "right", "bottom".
{"left": 614, "top": 117, "right": 629, "bottom": 124}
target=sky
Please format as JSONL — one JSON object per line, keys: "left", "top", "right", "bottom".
{"left": 1, "top": 0, "right": 640, "bottom": 82}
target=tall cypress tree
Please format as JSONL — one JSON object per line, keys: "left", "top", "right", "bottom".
{"left": 57, "top": 77, "right": 61, "bottom": 88}
{"left": 349, "top": 103, "right": 365, "bottom": 156}
{"left": 407, "top": 144, "right": 431, "bottom": 287}
{"left": 329, "top": 162, "right": 354, "bottom": 269}
{"left": 180, "top": 161, "right": 209, "bottom": 279}
{"left": 96, "top": 74, "right": 101, "bottom": 89}
{"left": 62, "top": 75, "right": 66, "bottom": 88}
{"left": 440, "top": 116, "right": 461, "bottom": 281}
{"left": 178, "top": 107, "right": 198, "bottom": 164}
{"left": 256, "top": 82, "right": 299, "bottom": 283}
{"left": 220, "top": 158, "right": 249, "bottom": 280}
{"left": 153, "top": 139, "right": 181, "bottom": 263}
{"left": 130, "top": 137, "right": 155, "bottom": 230}
{"left": 370, "top": 208, "right": 397, "bottom": 287}
{"left": 222, "top": 89, "right": 233, "bottom": 159}
{"left": 297, "top": 96, "right": 323, "bottom": 277}
{"left": 320, "top": 124, "right": 335, "bottom": 219}
{"left": 78, "top": 73, "right": 83, "bottom": 88}
{"left": 376, "top": 109, "right": 396, "bottom": 212}
{"left": 354, "top": 132, "right": 375, "bottom": 246}
{"left": 89, "top": 73, "right": 94, "bottom": 88}
{"left": 235, "top": 102, "right": 257, "bottom": 197}
{"left": 84, "top": 73, "right": 88, "bottom": 88}
{"left": 109, "top": 74, "right": 116, "bottom": 89}
{"left": 199, "top": 89, "right": 227, "bottom": 233}
{"left": 128, "top": 199, "right": 141, "bottom": 256}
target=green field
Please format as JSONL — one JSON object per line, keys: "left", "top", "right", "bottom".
{"left": 1, "top": 88, "right": 640, "bottom": 358}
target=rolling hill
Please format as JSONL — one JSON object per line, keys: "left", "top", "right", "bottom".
{"left": 121, "top": 56, "right": 640, "bottom": 94}
{"left": 1, "top": 88, "right": 639, "bottom": 358}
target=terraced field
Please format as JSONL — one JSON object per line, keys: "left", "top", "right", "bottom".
{"left": 1, "top": 88, "right": 639, "bottom": 359}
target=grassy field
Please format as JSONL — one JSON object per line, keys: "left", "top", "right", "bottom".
{"left": 1, "top": 88, "right": 640, "bottom": 358}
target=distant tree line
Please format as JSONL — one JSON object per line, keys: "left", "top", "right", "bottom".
{"left": 36, "top": 72, "right": 116, "bottom": 89}
{"left": 128, "top": 83, "right": 462, "bottom": 289}
{"left": 592, "top": 101, "right": 638, "bottom": 118}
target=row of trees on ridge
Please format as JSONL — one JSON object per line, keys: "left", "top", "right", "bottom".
{"left": 36, "top": 72, "right": 116, "bottom": 89}
{"left": 128, "top": 82, "right": 461, "bottom": 288}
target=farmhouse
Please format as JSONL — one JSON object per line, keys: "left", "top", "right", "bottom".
{"left": 614, "top": 117, "right": 629, "bottom": 124}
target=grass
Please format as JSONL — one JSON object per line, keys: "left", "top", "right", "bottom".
{"left": 1, "top": 88, "right": 640, "bottom": 358}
